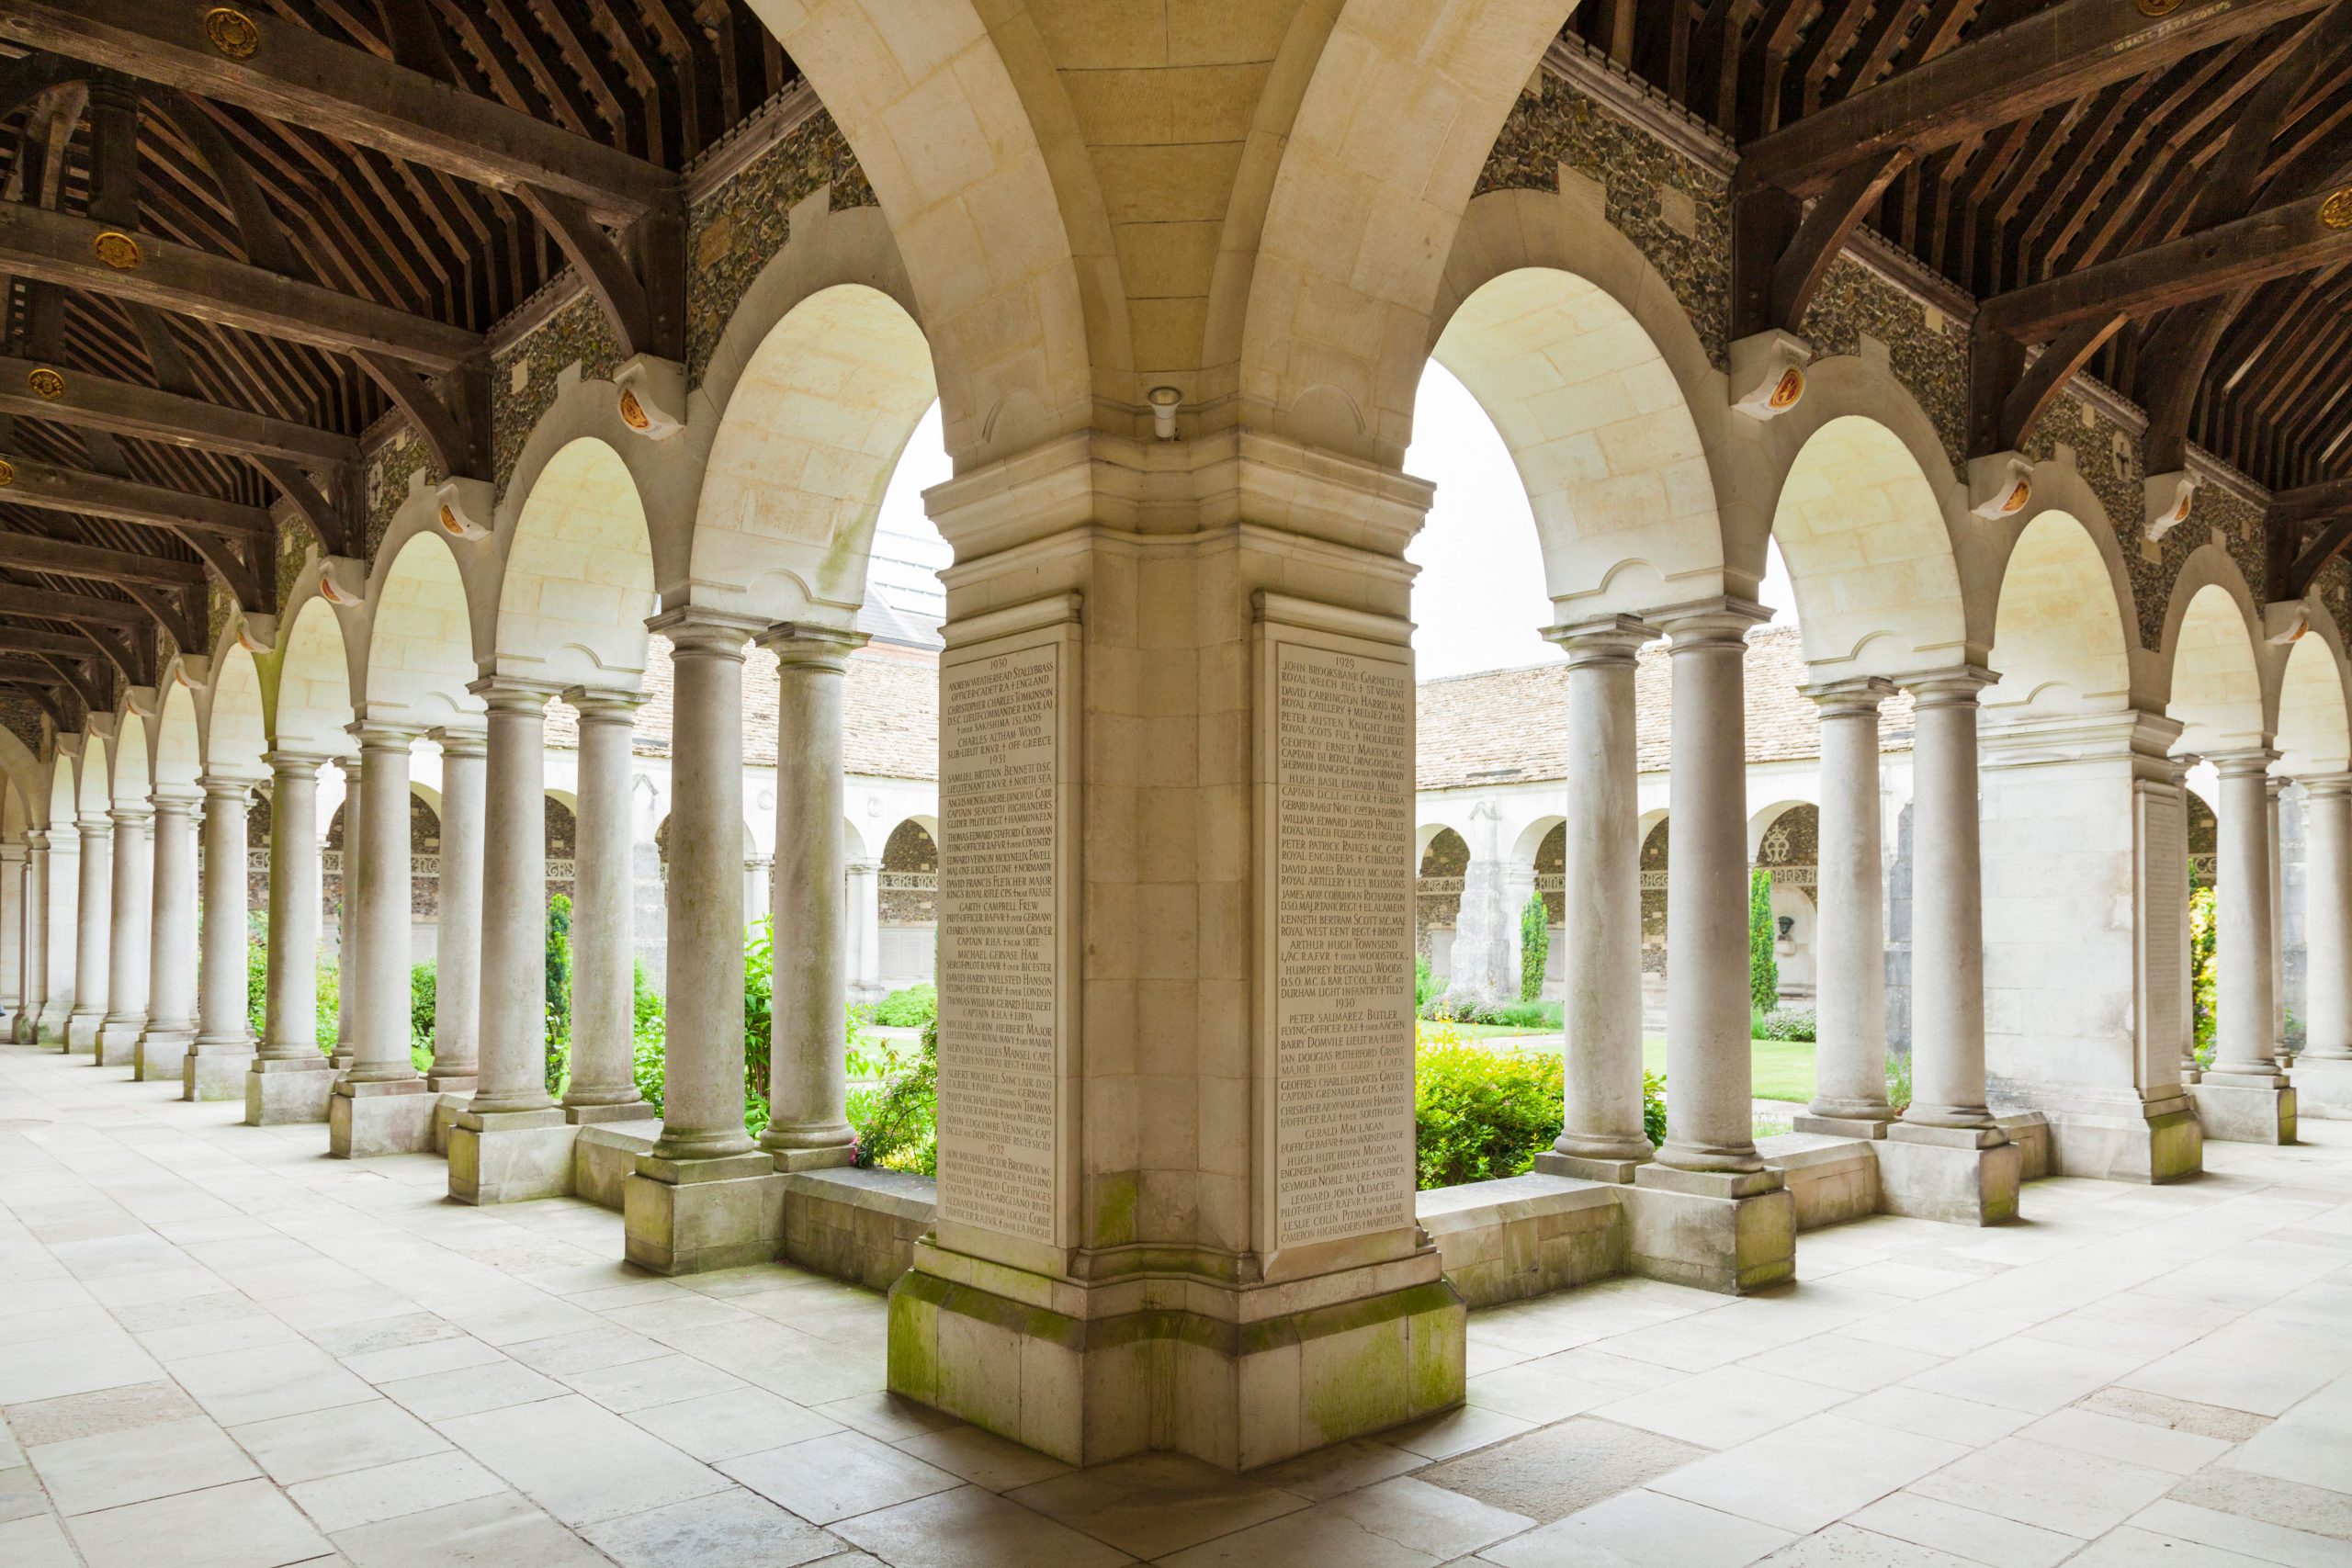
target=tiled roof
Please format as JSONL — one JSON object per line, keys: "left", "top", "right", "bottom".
{"left": 1415, "top": 626, "right": 1917, "bottom": 791}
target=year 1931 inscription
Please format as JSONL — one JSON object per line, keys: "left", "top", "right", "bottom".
{"left": 936, "top": 643, "right": 1059, "bottom": 1245}
{"left": 1274, "top": 642, "right": 1415, "bottom": 1247}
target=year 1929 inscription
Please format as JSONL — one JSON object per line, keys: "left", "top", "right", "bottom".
{"left": 935, "top": 642, "right": 1059, "bottom": 1245}
{"left": 1274, "top": 642, "right": 1415, "bottom": 1247}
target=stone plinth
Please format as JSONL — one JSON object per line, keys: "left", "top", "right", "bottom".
{"left": 1998, "top": 1085, "right": 2200, "bottom": 1181}
{"left": 1758, "top": 1134, "right": 1881, "bottom": 1229}
{"left": 185, "top": 1045, "right": 253, "bottom": 1102}
{"left": 329, "top": 1078, "right": 437, "bottom": 1157}
{"left": 96, "top": 1019, "right": 145, "bottom": 1067}
{"left": 1876, "top": 1123, "right": 2021, "bottom": 1224}
{"left": 1623, "top": 1165, "right": 1795, "bottom": 1293}
{"left": 780, "top": 1167, "right": 937, "bottom": 1292}
{"left": 573, "top": 1120, "right": 664, "bottom": 1210}
{"left": 244, "top": 1058, "right": 334, "bottom": 1124}
{"left": 2191, "top": 1078, "right": 2297, "bottom": 1145}
{"left": 1417, "top": 1173, "right": 1625, "bottom": 1307}
{"left": 2291, "top": 1059, "right": 2352, "bottom": 1120}
{"left": 134, "top": 1030, "right": 193, "bottom": 1084}
{"left": 447, "top": 1110, "right": 574, "bottom": 1203}
{"left": 624, "top": 1152, "right": 784, "bottom": 1274}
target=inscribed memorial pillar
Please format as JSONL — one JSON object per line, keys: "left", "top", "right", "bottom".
{"left": 426, "top": 728, "right": 485, "bottom": 1090}
{"left": 1799, "top": 678, "right": 1895, "bottom": 1136}
{"left": 137, "top": 788, "right": 201, "bottom": 1082}
{"left": 67, "top": 811, "right": 112, "bottom": 1050}
{"left": 189, "top": 775, "right": 255, "bottom": 1099}
{"left": 247, "top": 752, "right": 335, "bottom": 1124}
{"left": 560, "top": 691, "right": 646, "bottom": 1121}
{"left": 759, "top": 626, "right": 865, "bottom": 1168}
{"left": 882, "top": 432, "right": 1463, "bottom": 1471}
{"left": 96, "top": 806, "right": 153, "bottom": 1066}
{"left": 1540, "top": 616, "right": 1654, "bottom": 1179}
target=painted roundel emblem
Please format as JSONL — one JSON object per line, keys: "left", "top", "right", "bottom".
{"left": 27, "top": 367, "right": 65, "bottom": 400}
{"left": 2134, "top": 0, "right": 2182, "bottom": 15}
{"left": 203, "top": 7, "right": 262, "bottom": 60}
{"left": 438, "top": 504, "right": 463, "bottom": 536}
{"left": 617, "top": 388, "right": 651, "bottom": 431}
{"left": 1768, "top": 367, "right": 1805, "bottom": 410}
{"left": 2322, "top": 187, "right": 2352, "bottom": 231}
{"left": 0, "top": 457, "right": 16, "bottom": 487}
{"left": 92, "top": 230, "right": 141, "bottom": 269}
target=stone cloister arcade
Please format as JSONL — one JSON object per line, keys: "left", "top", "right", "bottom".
{"left": 1, "top": 8, "right": 2350, "bottom": 1551}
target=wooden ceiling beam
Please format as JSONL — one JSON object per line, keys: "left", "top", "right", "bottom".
{"left": 1976, "top": 183, "right": 2352, "bottom": 343}
{"left": 0, "top": 527, "right": 209, "bottom": 591}
{"left": 0, "top": 656, "right": 70, "bottom": 685}
{"left": 0, "top": 201, "right": 481, "bottom": 372}
{"left": 1739, "top": 0, "right": 2334, "bottom": 196}
{"left": 0, "top": 625, "right": 107, "bottom": 659}
{"left": 0, "top": 0, "right": 675, "bottom": 225}
{"left": 0, "top": 354, "right": 358, "bottom": 467}
{"left": 2273, "top": 476, "right": 2352, "bottom": 527}
{"left": 0, "top": 453, "right": 273, "bottom": 536}
{"left": 0, "top": 581, "right": 146, "bottom": 628}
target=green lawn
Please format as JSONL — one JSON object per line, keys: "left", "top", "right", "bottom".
{"left": 1643, "top": 1036, "right": 1816, "bottom": 1102}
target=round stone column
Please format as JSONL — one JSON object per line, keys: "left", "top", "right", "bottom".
{"left": 2267, "top": 778, "right": 2288, "bottom": 1058}
{"left": 24, "top": 831, "right": 51, "bottom": 1043}
{"left": 468, "top": 682, "right": 556, "bottom": 1116}
{"left": 98, "top": 806, "right": 154, "bottom": 1062}
{"left": 2211, "top": 750, "right": 2283, "bottom": 1078}
{"left": 1803, "top": 678, "right": 1896, "bottom": 1133}
{"left": 260, "top": 753, "right": 327, "bottom": 1061}
{"left": 140, "top": 787, "right": 201, "bottom": 1075}
{"left": 329, "top": 757, "right": 358, "bottom": 1066}
{"left": 425, "top": 728, "right": 486, "bottom": 1089}
{"left": 845, "top": 859, "right": 881, "bottom": 1002}
{"left": 561, "top": 689, "right": 646, "bottom": 1119}
{"left": 190, "top": 776, "right": 255, "bottom": 1091}
{"left": 1546, "top": 615, "right": 1654, "bottom": 1178}
{"left": 1898, "top": 668, "right": 1998, "bottom": 1131}
{"left": 2302, "top": 774, "right": 2352, "bottom": 1062}
{"left": 758, "top": 626, "right": 865, "bottom": 1168}
{"left": 2172, "top": 753, "right": 2201, "bottom": 1082}
{"left": 68, "top": 811, "right": 113, "bottom": 1046}
{"left": 647, "top": 614, "right": 756, "bottom": 1162}
{"left": 345, "top": 726, "right": 422, "bottom": 1084}
{"left": 1651, "top": 601, "right": 1771, "bottom": 1175}
{"left": 0, "top": 841, "right": 22, "bottom": 1031}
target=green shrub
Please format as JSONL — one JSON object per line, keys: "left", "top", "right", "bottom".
{"left": 631, "top": 1010, "right": 666, "bottom": 1116}
{"left": 1749, "top": 869, "right": 1779, "bottom": 1014}
{"left": 245, "top": 914, "right": 267, "bottom": 1040}
{"left": 2190, "top": 883, "right": 2217, "bottom": 1066}
{"left": 315, "top": 957, "right": 338, "bottom": 1056}
{"left": 852, "top": 1014, "right": 939, "bottom": 1174}
{"left": 1474, "top": 998, "right": 1563, "bottom": 1030}
{"left": 1755, "top": 1007, "right": 1816, "bottom": 1043}
{"left": 870, "top": 983, "right": 937, "bottom": 1030}
{"left": 410, "top": 960, "right": 436, "bottom": 1050}
{"left": 1519, "top": 894, "right": 1550, "bottom": 1003}
{"left": 1643, "top": 1069, "right": 1668, "bottom": 1149}
{"left": 1886, "top": 1049, "right": 1912, "bottom": 1116}
{"left": 1413, "top": 952, "right": 1439, "bottom": 1014}
{"left": 1413, "top": 1021, "right": 1564, "bottom": 1189}
{"left": 743, "top": 916, "right": 773, "bottom": 1116}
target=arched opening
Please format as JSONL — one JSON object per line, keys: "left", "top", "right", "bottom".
{"left": 1416, "top": 827, "right": 1470, "bottom": 985}
{"left": 1984, "top": 513, "right": 2133, "bottom": 722}
{"left": 2169, "top": 584, "right": 2267, "bottom": 757}
{"left": 878, "top": 817, "right": 938, "bottom": 997}
{"left": 1750, "top": 803, "right": 1819, "bottom": 1008}
{"left": 155, "top": 682, "right": 201, "bottom": 793}
{"left": 109, "top": 710, "right": 151, "bottom": 809}
{"left": 1770, "top": 416, "right": 1963, "bottom": 676}
{"left": 274, "top": 598, "right": 357, "bottom": 759}
{"left": 207, "top": 641, "right": 269, "bottom": 783}
{"left": 365, "top": 532, "right": 484, "bottom": 728}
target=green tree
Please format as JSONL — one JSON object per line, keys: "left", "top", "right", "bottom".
{"left": 1519, "top": 892, "right": 1550, "bottom": 1003}
{"left": 545, "top": 894, "right": 573, "bottom": 1038}
{"left": 743, "top": 915, "right": 774, "bottom": 1134}
{"left": 1749, "top": 869, "right": 1779, "bottom": 1016}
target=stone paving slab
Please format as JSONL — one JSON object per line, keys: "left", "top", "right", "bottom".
{"left": 3, "top": 1041, "right": 2350, "bottom": 1567}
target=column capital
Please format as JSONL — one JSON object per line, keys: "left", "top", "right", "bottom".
{"left": 562, "top": 687, "right": 648, "bottom": 723}
{"left": 1648, "top": 596, "right": 1773, "bottom": 647}
{"left": 2208, "top": 747, "right": 2282, "bottom": 778}
{"left": 757, "top": 622, "right": 870, "bottom": 671}
{"left": 2266, "top": 773, "right": 2290, "bottom": 800}
{"left": 2299, "top": 771, "right": 2352, "bottom": 799}
{"left": 1801, "top": 675, "right": 1897, "bottom": 716}
{"left": 198, "top": 772, "right": 257, "bottom": 801}
{"left": 650, "top": 607, "right": 763, "bottom": 660}
{"left": 1898, "top": 665, "right": 1998, "bottom": 707}
{"left": 107, "top": 805, "right": 153, "bottom": 827}
{"left": 427, "top": 726, "right": 488, "bottom": 758}
{"left": 23, "top": 829, "right": 46, "bottom": 851}
{"left": 1544, "top": 613, "right": 1655, "bottom": 666}
{"left": 265, "top": 749, "right": 335, "bottom": 777}
{"left": 0, "top": 842, "right": 23, "bottom": 865}
{"left": 846, "top": 857, "right": 880, "bottom": 874}
{"left": 466, "top": 676, "right": 560, "bottom": 713}
{"left": 349, "top": 720, "right": 426, "bottom": 752}
{"left": 149, "top": 784, "right": 204, "bottom": 811}
{"left": 76, "top": 811, "right": 115, "bottom": 833}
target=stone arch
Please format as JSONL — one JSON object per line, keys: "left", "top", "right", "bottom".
{"left": 108, "top": 707, "right": 150, "bottom": 807}
{"left": 47, "top": 748, "right": 74, "bottom": 829}
{"left": 1239, "top": 2, "right": 1577, "bottom": 462}
{"left": 688, "top": 283, "right": 938, "bottom": 628}
{"left": 1984, "top": 511, "right": 2137, "bottom": 722}
{"left": 1747, "top": 800, "right": 1818, "bottom": 864}
{"left": 154, "top": 680, "right": 201, "bottom": 791}
{"left": 1430, "top": 262, "right": 1724, "bottom": 619}
{"left": 204, "top": 629, "right": 269, "bottom": 783}
{"left": 1768, "top": 413, "right": 1968, "bottom": 675}
{"left": 0, "top": 728, "right": 38, "bottom": 825}
{"left": 75, "top": 733, "right": 109, "bottom": 815}
{"left": 734, "top": 1, "right": 1108, "bottom": 462}
{"left": 2277, "top": 614, "right": 2352, "bottom": 777}
{"left": 272, "top": 593, "right": 356, "bottom": 758}
{"left": 492, "top": 437, "right": 657, "bottom": 693}
{"left": 2160, "top": 550, "right": 2270, "bottom": 754}
{"left": 363, "top": 531, "right": 485, "bottom": 727}
{"left": 1510, "top": 813, "right": 1565, "bottom": 874}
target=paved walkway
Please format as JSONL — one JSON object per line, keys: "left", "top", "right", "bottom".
{"left": 3, "top": 1040, "right": 2348, "bottom": 1567}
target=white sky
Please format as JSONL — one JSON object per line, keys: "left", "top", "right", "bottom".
{"left": 866, "top": 369, "right": 1794, "bottom": 673}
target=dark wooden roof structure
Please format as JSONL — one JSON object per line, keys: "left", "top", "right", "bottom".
{"left": 0, "top": 0, "right": 793, "bottom": 729}
{"left": 0, "top": 0, "right": 2346, "bottom": 732}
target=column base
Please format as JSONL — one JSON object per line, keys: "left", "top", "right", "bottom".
{"left": 425, "top": 1070, "right": 478, "bottom": 1096}
{"left": 2290, "top": 1056, "right": 2352, "bottom": 1119}
{"left": 886, "top": 1242, "right": 1464, "bottom": 1471}
{"left": 134, "top": 1028, "right": 194, "bottom": 1083}
{"left": 1624, "top": 1165, "right": 1795, "bottom": 1293}
{"left": 1792, "top": 1112, "right": 1894, "bottom": 1138}
{"left": 37, "top": 1002, "right": 70, "bottom": 1044}
{"left": 2190, "top": 1078, "right": 2297, "bottom": 1145}
{"left": 244, "top": 1056, "right": 335, "bottom": 1124}
{"left": 1987, "top": 1086, "right": 2199, "bottom": 1182}
{"left": 563, "top": 1100, "right": 650, "bottom": 1126}
{"left": 765, "top": 1143, "right": 856, "bottom": 1173}
{"left": 623, "top": 1152, "right": 784, "bottom": 1274}
{"left": 65, "top": 1010, "right": 103, "bottom": 1051}
{"left": 185, "top": 1042, "right": 254, "bottom": 1101}
{"left": 96, "top": 1017, "right": 146, "bottom": 1066}
{"left": 1532, "top": 1149, "right": 1647, "bottom": 1183}
{"left": 447, "top": 1109, "right": 575, "bottom": 1203}
{"left": 328, "top": 1077, "right": 437, "bottom": 1157}
{"left": 1876, "top": 1123, "right": 2021, "bottom": 1225}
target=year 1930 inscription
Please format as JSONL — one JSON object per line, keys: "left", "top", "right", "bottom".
{"left": 1274, "top": 642, "right": 1415, "bottom": 1247}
